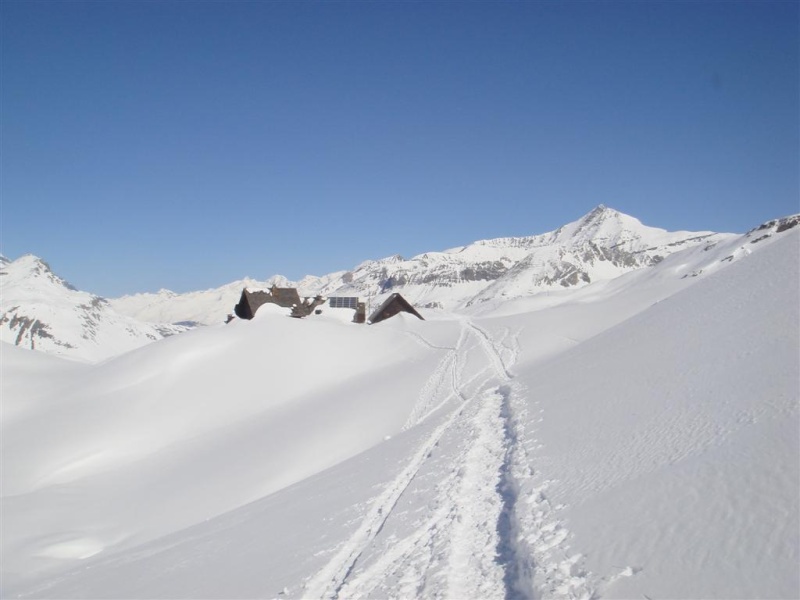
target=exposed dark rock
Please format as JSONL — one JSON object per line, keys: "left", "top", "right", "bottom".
{"left": 776, "top": 215, "right": 800, "bottom": 233}
{"left": 0, "top": 311, "right": 75, "bottom": 350}
{"left": 747, "top": 214, "right": 800, "bottom": 236}
{"left": 750, "top": 234, "right": 771, "bottom": 244}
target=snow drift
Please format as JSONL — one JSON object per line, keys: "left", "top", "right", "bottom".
{"left": 1, "top": 215, "right": 797, "bottom": 599}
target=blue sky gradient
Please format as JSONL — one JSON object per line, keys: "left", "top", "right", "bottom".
{"left": 2, "top": 1, "right": 798, "bottom": 297}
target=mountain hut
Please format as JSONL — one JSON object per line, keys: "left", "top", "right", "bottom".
{"left": 234, "top": 286, "right": 302, "bottom": 320}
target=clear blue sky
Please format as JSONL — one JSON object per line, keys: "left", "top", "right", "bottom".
{"left": 2, "top": 1, "right": 798, "bottom": 297}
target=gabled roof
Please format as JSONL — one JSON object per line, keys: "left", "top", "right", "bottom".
{"left": 368, "top": 293, "right": 424, "bottom": 324}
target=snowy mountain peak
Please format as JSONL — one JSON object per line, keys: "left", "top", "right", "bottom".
{"left": 10, "top": 254, "right": 53, "bottom": 273}
{"left": 1, "top": 255, "right": 187, "bottom": 362}
{"left": 582, "top": 203, "right": 612, "bottom": 222}
{"left": 551, "top": 205, "right": 651, "bottom": 247}
{"left": 3, "top": 254, "right": 71, "bottom": 288}
{"left": 577, "top": 203, "right": 623, "bottom": 228}
{"left": 7, "top": 254, "right": 52, "bottom": 275}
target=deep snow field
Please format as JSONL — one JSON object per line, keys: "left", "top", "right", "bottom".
{"left": 2, "top": 230, "right": 798, "bottom": 599}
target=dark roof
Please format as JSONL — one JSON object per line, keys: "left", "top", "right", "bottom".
{"left": 233, "top": 286, "right": 302, "bottom": 320}
{"left": 368, "top": 293, "right": 424, "bottom": 324}
{"left": 269, "top": 287, "right": 301, "bottom": 308}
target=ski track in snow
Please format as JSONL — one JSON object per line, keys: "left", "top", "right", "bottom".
{"left": 402, "top": 326, "right": 466, "bottom": 430}
{"left": 304, "top": 319, "right": 595, "bottom": 600}
{"left": 302, "top": 324, "right": 470, "bottom": 600}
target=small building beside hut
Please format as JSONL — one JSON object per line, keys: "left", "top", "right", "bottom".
{"left": 328, "top": 296, "right": 366, "bottom": 324}
{"left": 368, "top": 293, "right": 424, "bottom": 324}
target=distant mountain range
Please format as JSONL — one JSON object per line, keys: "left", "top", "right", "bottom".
{"left": 2, "top": 206, "right": 798, "bottom": 362}
{"left": 110, "top": 205, "right": 734, "bottom": 323}
{"left": 308, "top": 204, "right": 730, "bottom": 310}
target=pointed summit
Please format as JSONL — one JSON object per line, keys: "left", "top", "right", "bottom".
{"left": 581, "top": 204, "right": 608, "bottom": 222}
{"left": 5, "top": 255, "right": 80, "bottom": 291}
{"left": 580, "top": 204, "right": 619, "bottom": 223}
{"left": 589, "top": 203, "right": 608, "bottom": 214}
{"left": 549, "top": 205, "right": 644, "bottom": 247}
{"left": 1, "top": 255, "right": 188, "bottom": 361}
{"left": 14, "top": 254, "right": 52, "bottom": 272}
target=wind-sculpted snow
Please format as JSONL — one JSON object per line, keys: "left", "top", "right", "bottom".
{"left": 1, "top": 308, "right": 443, "bottom": 594}
{"left": 2, "top": 218, "right": 798, "bottom": 599}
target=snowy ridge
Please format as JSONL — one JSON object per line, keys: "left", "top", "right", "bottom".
{"left": 109, "top": 206, "right": 733, "bottom": 326}
{"left": 0, "top": 256, "right": 187, "bottom": 362}
{"left": 316, "top": 205, "right": 728, "bottom": 311}
{"left": 465, "top": 206, "right": 727, "bottom": 306}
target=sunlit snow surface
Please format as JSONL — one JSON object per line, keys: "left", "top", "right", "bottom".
{"left": 2, "top": 229, "right": 798, "bottom": 599}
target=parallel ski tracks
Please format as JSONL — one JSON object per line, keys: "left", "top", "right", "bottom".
{"left": 304, "top": 319, "right": 594, "bottom": 600}
{"left": 303, "top": 322, "right": 471, "bottom": 600}
{"left": 302, "top": 396, "right": 471, "bottom": 600}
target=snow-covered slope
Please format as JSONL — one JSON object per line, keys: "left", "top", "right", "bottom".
{"left": 1, "top": 306, "right": 445, "bottom": 594}
{"left": 0, "top": 256, "right": 187, "bottom": 362}
{"left": 110, "top": 206, "right": 732, "bottom": 325}
{"left": 2, "top": 217, "right": 797, "bottom": 599}
{"left": 512, "top": 225, "right": 799, "bottom": 600}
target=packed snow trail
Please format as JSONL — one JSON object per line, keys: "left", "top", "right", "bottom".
{"left": 304, "top": 319, "right": 594, "bottom": 599}
{"left": 302, "top": 323, "right": 471, "bottom": 600}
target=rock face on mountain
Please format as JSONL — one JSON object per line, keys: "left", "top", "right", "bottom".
{"left": 0, "top": 256, "right": 187, "bottom": 362}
